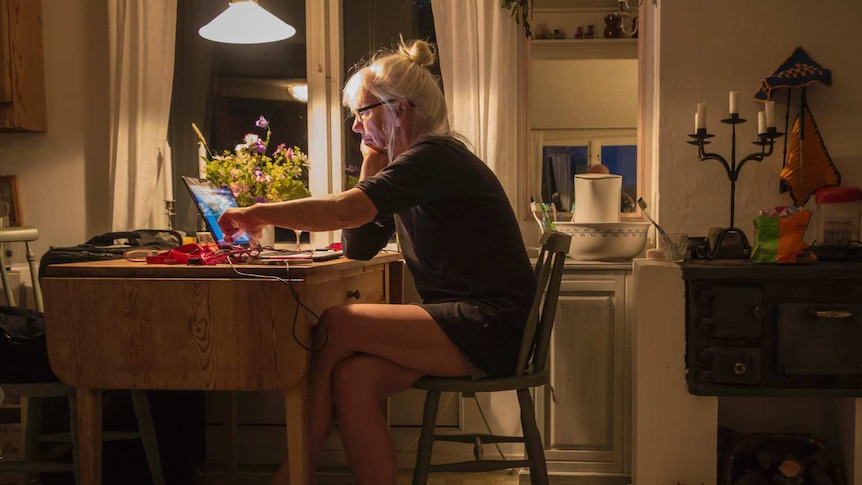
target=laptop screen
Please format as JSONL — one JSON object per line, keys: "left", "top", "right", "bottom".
{"left": 182, "top": 176, "right": 250, "bottom": 245}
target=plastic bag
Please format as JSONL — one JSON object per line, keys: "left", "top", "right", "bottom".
{"left": 751, "top": 209, "right": 815, "bottom": 264}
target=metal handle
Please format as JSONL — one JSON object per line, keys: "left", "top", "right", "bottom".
{"left": 753, "top": 306, "right": 765, "bottom": 319}
{"left": 732, "top": 362, "right": 747, "bottom": 375}
{"left": 347, "top": 289, "right": 361, "bottom": 300}
{"left": 815, "top": 310, "right": 853, "bottom": 319}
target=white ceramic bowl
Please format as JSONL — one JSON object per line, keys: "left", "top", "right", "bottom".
{"left": 554, "top": 222, "right": 651, "bottom": 261}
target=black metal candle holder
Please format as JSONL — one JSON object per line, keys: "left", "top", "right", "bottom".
{"left": 687, "top": 114, "right": 784, "bottom": 259}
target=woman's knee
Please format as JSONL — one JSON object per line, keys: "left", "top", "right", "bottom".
{"left": 317, "top": 305, "right": 358, "bottom": 348}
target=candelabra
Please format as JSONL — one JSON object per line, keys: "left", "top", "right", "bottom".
{"left": 687, "top": 115, "right": 784, "bottom": 259}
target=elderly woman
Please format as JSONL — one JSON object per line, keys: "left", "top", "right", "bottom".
{"left": 217, "top": 38, "right": 535, "bottom": 485}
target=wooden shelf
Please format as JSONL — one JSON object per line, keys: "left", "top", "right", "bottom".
{"left": 531, "top": 38, "right": 638, "bottom": 60}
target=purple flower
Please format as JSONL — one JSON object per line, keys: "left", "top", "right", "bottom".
{"left": 255, "top": 116, "right": 269, "bottom": 128}
{"left": 254, "top": 195, "right": 268, "bottom": 204}
{"left": 255, "top": 140, "right": 267, "bottom": 154}
{"left": 346, "top": 165, "right": 359, "bottom": 175}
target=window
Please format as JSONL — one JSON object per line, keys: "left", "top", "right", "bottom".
{"left": 340, "top": 0, "right": 437, "bottom": 191}
{"left": 533, "top": 129, "right": 638, "bottom": 218}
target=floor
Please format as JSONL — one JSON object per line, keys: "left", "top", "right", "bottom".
{"left": 204, "top": 466, "right": 631, "bottom": 485}
{"left": 204, "top": 466, "right": 521, "bottom": 485}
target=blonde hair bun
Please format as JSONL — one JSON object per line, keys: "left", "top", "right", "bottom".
{"left": 400, "top": 39, "right": 436, "bottom": 68}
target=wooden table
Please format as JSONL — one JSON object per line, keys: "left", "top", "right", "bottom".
{"left": 41, "top": 254, "right": 403, "bottom": 485}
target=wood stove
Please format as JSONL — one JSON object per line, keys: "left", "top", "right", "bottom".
{"left": 682, "top": 260, "right": 862, "bottom": 396}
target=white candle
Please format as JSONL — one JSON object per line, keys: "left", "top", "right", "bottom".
{"left": 729, "top": 90, "right": 738, "bottom": 114}
{"left": 757, "top": 111, "right": 766, "bottom": 135}
{"left": 696, "top": 102, "right": 707, "bottom": 130}
{"left": 765, "top": 100, "right": 776, "bottom": 128}
{"left": 199, "top": 142, "right": 208, "bottom": 179}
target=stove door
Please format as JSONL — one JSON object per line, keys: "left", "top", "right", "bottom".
{"left": 777, "top": 303, "right": 862, "bottom": 375}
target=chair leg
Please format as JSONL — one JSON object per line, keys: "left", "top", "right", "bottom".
{"left": 68, "top": 394, "right": 80, "bottom": 485}
{"left": 517, "top": 388, "right": 549, "bottom": 485}
{"left": 412, "top": 390, "right": 441, "bottom": 485}
{"left": 23, "top": 396, "right": 43, "bottom": 484}
{"left": 130, "top": 390, "right": 165, "bottom": 485}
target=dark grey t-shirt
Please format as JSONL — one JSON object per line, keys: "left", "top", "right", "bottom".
{"left": 343, "top": 137, "right": 536, "bottom": 376}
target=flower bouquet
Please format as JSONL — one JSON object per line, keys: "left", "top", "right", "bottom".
{"left": 192, "top": 116, "right": 310, "bottom": 207}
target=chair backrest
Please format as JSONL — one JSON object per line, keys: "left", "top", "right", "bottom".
{"left": 0, "top": 226, "right": 44, "bottom": 312}
{"left": 514, "top": 230, "right": 571, "bottom": 377}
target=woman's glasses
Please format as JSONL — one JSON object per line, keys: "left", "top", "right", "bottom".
{"left": 355, "top": 100, "right": 395, "bottom": 121}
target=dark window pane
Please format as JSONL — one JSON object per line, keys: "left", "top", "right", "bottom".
{"left": 542, "top": 145, "right": 588, "bottom": 213}
{"left": 601, "top": 144, "right": 637, "bottom": 212}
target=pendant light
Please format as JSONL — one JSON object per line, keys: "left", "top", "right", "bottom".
{"left": 199, "top": 0, "right": 296, "bottom": 45}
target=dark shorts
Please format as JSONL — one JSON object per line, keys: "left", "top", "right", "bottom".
{"left": 418, "top": 299, "right": 526, "bottom": 378}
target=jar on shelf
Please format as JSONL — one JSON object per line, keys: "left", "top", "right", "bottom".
{"left": 814, "top": 186, "right": 862, "bottom": 246}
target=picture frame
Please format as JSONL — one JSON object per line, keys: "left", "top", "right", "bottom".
{"left": 0, "top": 175, "right": 21, "bottom": 227}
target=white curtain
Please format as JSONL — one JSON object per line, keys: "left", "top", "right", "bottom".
{"left": 107, "top": 0, "right": 177, "bottom": 230}
{"left": 431, "top": 0, "right": 527, "bottom": 214}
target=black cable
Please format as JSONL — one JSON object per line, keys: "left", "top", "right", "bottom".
{"left": 226, "top": 257, "right": 328, "bottom": 352}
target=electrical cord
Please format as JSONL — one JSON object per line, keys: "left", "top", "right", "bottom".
{"left": 225, "top": 257, "right": 328, "bottom": 352}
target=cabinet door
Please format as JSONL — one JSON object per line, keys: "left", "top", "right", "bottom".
{"left": 0, "top": 0, "right": 46, "bottom": 132}
{"left": 537, "top": 270, "right": 630, "bottom": 474}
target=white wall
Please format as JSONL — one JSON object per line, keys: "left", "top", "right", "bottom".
{"left": 531, "top": 59, "right": 638, "bottom": 129}
{"left": 656, "top": 0, "right": 862, "bottom": 237}
{"left": 0, "top": 0, "right": 110, "bottom": 259}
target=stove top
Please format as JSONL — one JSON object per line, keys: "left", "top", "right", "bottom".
{"left": 811, "top": 243, "right": 862, "bottom": 261}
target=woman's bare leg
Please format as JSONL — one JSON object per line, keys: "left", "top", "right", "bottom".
{"left": 333, "top": 355, "right": 424, "bottom": 485}
{"left": 270, "top": 303, "right": 470, "bottom": 485}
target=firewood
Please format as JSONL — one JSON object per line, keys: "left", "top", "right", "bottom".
{"left": 778, "top": 454, "right": 804, "bottom": 478}
{"left": 756, "top": 448, "right": 780, "bottom": 469}
{"left": 806, "top": 462, "right": 835, "bottom": 485}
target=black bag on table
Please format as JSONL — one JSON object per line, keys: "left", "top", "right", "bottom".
{"left": 38, "top": 229, "right": 182, "bottom": 278}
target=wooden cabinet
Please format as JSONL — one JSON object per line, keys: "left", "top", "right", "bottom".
{"left": 0, "top": 0, "right": 46, "bottom": 132}
{"left": 535, "top": 267, "right": 632, "bottom": 475}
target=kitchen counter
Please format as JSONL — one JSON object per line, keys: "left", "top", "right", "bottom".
{"left": 564, "top": 258, "right": 635, "bottom": 270}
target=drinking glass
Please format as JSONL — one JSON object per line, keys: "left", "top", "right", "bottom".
{"left": 293, "top": 229, "right": 303, "bottom": 251}
{"left": 662, "top": 233, "right": 688, "bottom": 262}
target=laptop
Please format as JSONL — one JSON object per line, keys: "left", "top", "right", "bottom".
{"left": 182, "top": 176, "right": 343, "bottom": 262}
{"left": 183, "top": 176, "right": 251, "bottom": 245}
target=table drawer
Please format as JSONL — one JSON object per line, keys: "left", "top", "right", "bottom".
{"left": 305, "top": 267, "right": 386, "bottom": 313}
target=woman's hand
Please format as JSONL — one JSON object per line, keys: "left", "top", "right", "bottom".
{"left": 217, "top": 206, "right": 266, "bottom": 244}
{"left": 359, "top": 141, "right": 389, "bottom": 180}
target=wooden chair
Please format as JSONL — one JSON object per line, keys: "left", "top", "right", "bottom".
{"left": 411, "top": 230, "right": 571, "bottom": 485}
{"left": 0, "top": 226, "right": 165, "bottom": 485}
